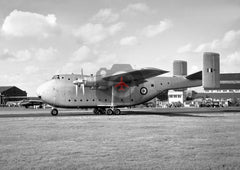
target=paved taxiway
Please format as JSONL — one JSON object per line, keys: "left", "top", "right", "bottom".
{"left": 1, "top": 108, "right": 240, "bottom": 169}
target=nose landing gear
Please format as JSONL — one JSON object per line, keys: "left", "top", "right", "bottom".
{"left": 51, "top": 108, "right": 58, "bottom": 116}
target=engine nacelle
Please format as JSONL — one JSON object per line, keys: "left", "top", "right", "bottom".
{"left": 203, "top": 52, "right": 220, "bottom": 89}
{"left": 84, "top": 75, "right": 97, "bottom": 87}
{"left": 173, "top": 60, "right": 187, "bottom": 76}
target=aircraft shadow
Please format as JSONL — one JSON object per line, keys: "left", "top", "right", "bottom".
{"left": 123, "top": 111, "right": 212, "bottom": 117}
{"left": 0, "top": 110, "right": 221, "bottom": 118}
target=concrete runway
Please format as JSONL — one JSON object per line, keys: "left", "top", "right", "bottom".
{"left": 1, "top": 108, "right": 240, "bottom": 169}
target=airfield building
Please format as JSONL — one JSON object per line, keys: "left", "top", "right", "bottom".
{"left": 0, "top": 86, "right": 27, "bottom": 105}
{"left": 168, "top": 90, "right": 186, "bottom": 104}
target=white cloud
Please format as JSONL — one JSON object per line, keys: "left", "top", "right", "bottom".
{"left": 224, "top": 51, "right": 240, "bottom": 64}
{"left": 142, "top": 19, "right": 172, "bottom": 37}
{"left": 34, "top": 47, "right": 58, "bottom": 61}
{"left": 120, "top": 36, "right": 138, "bottom": 46}
{"left": 1, "top": 49, "right": 31, "bottom": 61}
{"left": 108, "top": 22, "right": 125, "bottom": 35}
{"left": 71, "top": 46, "right": 91, "bottom": 62}
{"left": 221, "top": 51, "right": 240, "bottom": 72}
{"left": 123, "top": 3, "right": 150, "bottom": 14}
{"left": 177, "top": 43, "right": 192, "bottom": 53}
{"left": 223, "top": 30, "right": 240, "bottom": 42}
{"left": 91, "top": 8, "right": 119, "bottom": 23}
{"left": 0, "top": 74, "right": 23, "bottom": 86}
{"left": 1, "top": 10, "right": 59, "bottom": 38}
{"left": 0, "top": 47, "right": 58, "bottom": 62}
{"left": 59, "top": 47, "right": 118, "bottom": 74}
{"left": 74, "top": 22, "right": 125, "bottom": 44}
{"left": 24, "top": 65, "right": 39, "bottom": 74}
{"left": 195, "top": 30, "right": 240, "bottom": 52}
{"left": 190, "top": 65, "right": 200, "bottom": 73}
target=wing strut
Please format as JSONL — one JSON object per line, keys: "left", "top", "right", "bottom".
{"left": 111, "top": 86, "right": 114, "bottom": 108}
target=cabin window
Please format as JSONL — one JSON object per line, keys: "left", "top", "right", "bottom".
{"left": 121, "top": 99, "right": 123, "bottom": 102}
{"left": 86, "top": 99, "right": 89, "bottom": 102}
{"left": 61, "top": 77, "right": 64, "bottom": 79}
{"left": 68, "top": 78, "right": 70, "bottom": 80}
{"left": 151, "top": 84, "right": 154, "bottom": 87}
{"left": 167, "top": 82, "right": 170, "bottom": 84}
{"left": 105, "top": 99, "right": 107, "bottom": 102}
{"left": 52, "top": 75, "right": 60, "bottom": 79}
{"left": 131, "top": 99, "right": 134, "bottom": 102}
{"left": 68, "top": 99, "right": 71, "bottom": 102}
{"left": 74, "top": 99, "right": 77, "bottom": 102}
{"left": 80, "top": 99, "right": 82, "bottom": 102}
{"left": 98, "top": 99, "right": 101, "bottom": 101}
{"left": 92, "top": 99, "right": 95, "bottom": 101}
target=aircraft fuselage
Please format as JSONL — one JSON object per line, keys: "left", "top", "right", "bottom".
{"left": 37, "top": 74, "right": 201, "bottom": 109}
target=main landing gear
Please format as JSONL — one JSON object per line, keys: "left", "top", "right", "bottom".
{"left": 93, "top": 108, "right": 121, "bottom": 115}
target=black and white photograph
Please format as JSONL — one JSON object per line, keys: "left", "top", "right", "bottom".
{"left": 0, "top": 0, "right": 240, "bottom": 169}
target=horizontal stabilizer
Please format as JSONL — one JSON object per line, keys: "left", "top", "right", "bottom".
{"left": 186, "top": 71, "right": 202, "bottom": 80}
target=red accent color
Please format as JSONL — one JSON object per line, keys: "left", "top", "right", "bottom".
{"left": 114, "top": 76, "right": 129, "bottom": 91}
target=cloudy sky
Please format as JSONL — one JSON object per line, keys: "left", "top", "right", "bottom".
{"left": 0, "top": 0, "right": 240, "bottom": 96}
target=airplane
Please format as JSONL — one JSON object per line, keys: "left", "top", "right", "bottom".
{"left": 36, "top": 52, "right": 239, "bottom": 116}
{"left": 20, "top": 99, "right": 44, "bottom": 108}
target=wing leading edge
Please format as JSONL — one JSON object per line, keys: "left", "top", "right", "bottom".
{"left": 102, "top": 68, "right": 168, "bottom": 83}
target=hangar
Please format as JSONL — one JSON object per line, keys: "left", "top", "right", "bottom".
{"left": 0, "top": 86, "right": 27, "bottom": 105}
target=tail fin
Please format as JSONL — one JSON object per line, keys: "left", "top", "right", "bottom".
{"left": 203, "top": 52, "right": 220, "bottom": 89}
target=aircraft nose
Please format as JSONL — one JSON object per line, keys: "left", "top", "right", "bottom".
{"left": 36, "top": 82, "right": 47, "bottom": 99}
{"left": 36, "top": 80, "right": 55, "bottom": 101}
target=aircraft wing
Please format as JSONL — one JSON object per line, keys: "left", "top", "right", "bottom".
{"left": 102, "top": 68, "right": 168, "bottom": 83}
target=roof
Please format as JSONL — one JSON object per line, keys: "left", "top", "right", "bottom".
{"left": 0, "top": 86, "right": 14, "bottom": 93}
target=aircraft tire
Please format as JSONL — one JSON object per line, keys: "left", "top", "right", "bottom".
{"left": 99, "top": 108, "right": 106, "bottom": 114}
{"left": 106, "top": 108, "right": 113, "bottom": 115}
{"left": 114, "top": 109, "right": 121, "bottom": 115}
{"left": 93, "top": 108, "right": 99, "bottom": 114}
{"left": 51, "top": 109, "right": 58, "bottom": 116}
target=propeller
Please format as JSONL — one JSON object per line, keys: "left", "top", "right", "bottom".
{"left": 73, "top": 68, "right": 85, "bottom": 96}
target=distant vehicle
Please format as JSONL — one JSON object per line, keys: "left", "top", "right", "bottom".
{"left": 212, "top": 101, "right": 221, "bottom": 107}
{"left": 6, "top": 101, "right": 18, "bottom": 107}
{"left": 20, "top": 100, "right": 44, "bottom": 108}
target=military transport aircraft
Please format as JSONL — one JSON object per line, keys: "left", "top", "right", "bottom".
{"left": 37, "top": 52, "right": 224, "bottom": 116}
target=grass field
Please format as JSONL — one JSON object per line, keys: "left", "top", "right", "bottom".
{"left": 0, "top": 108, "right": 240, "bottom": 169}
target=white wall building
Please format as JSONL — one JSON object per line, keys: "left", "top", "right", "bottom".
{"left": 168, "top": 90, "right": 186, "bottom": 103}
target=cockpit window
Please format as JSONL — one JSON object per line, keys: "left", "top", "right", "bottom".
{"left": 52, "top": 75, "right": 60, "bottom": 79}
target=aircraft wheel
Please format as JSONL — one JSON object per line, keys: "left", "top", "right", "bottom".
{"left": 114, "top": 109, "right": 121, "bottom": 115}
{"left": 99, "top": 108, "right": 106, "bottom": 114}
{"left": 93, "top": 108, "right": 99, "bottom": 114}
{"left": 106, "top": 108, "right": 113, "bottom": 115}
{"left": 51, "top": 108, "right": 58, "bottom": 116}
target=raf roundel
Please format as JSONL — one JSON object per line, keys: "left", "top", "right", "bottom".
{"left": 140, "top": 87, "right": 148, "bottom": 95}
